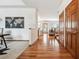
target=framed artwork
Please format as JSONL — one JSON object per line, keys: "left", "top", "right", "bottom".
{"left": 5, "top": 17, "right": 24, "bottom": 28}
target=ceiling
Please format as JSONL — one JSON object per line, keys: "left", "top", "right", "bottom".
{"left": 0, "top": 0, "right": 71, "bottom": 21}
{"left": 23, "top": 0, "right": 63, "bottom": 21}
{"left": 0, "top": 0, "right": 25, "bottom": 6}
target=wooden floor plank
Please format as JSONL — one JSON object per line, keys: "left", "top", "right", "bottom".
{"left": 17, "top": 34, "right": 74, "bottom": 59}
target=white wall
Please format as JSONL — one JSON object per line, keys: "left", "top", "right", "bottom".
{"left": 0, "top": 7, "right": 38, "bottom": 41}
{"left": 29, "top": 28, "right": 38, "bottom": 45}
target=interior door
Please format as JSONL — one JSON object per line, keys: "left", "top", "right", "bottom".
{"left": 43, "top": 23, "right": 48, "bottom": 33}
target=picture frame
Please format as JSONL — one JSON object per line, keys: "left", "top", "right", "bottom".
{"left": 5, "top": 17, "right": 24, "bottom": 28}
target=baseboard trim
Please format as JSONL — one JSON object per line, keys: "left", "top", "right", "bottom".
{"left": 29, "top": 38, "right": 39, "bottom": 47}
{"left": 5, "top": 40, "right": 29, "bottom": 41}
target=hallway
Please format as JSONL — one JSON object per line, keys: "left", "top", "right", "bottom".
{"left": 17, "top": 34, "right": 73, "bottom": 59}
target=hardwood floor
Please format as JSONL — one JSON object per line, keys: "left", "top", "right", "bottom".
{"left": 17, "top": 34, "right": 74, "bottom": 59}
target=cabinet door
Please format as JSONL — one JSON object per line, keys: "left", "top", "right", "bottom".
{"left": 77, "top": 1, "right": 79, "bottom": 59}
{"left": 59, "top": 12, "right": 64, "bottom": 46}
{"left": 71, "top": 12, "right": 77, "bottom": 57}
{"left": 66, "top": 7, "right": 72, "bottom": 50}
{"left": 65, "top": 0, "right": 77, "bottom": 58}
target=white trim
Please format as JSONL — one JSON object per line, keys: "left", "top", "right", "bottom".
{"left": 64, "top": 9, "right": 66, "bottom": 47}
{"left": 58, "top": 0, "right": 72, "bottom": 15}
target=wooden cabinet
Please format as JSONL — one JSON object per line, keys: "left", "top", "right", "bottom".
{"left": 77, "top": 0, "right": 79, "bottom": 59}
{"left": 59, "top": 0, "right": 79, "bottom": 58}
{"left": 59, "top": 0, "right": 79, "bottom": 59}
{"left": 65, "top": 0, "right": 78, "bottom": 59}
{"left": 59, "top": 12, "right": 64, "bottom": 46}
